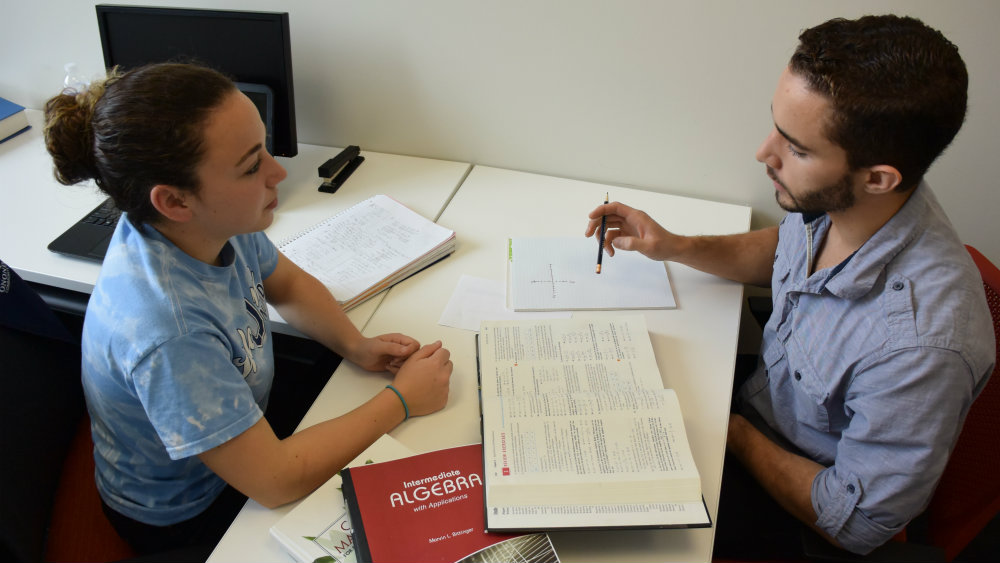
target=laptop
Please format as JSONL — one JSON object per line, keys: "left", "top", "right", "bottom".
{"left": 47, "top": 83, "right": 275, "bottom": 262}
{"left": 47, "top": 197, "right": 121, "bottom": 261}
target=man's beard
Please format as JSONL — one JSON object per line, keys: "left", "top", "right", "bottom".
{"left": 768, "top": 166, "right": 856, "bottom": 214}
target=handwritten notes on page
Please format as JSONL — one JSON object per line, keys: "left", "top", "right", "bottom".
{"left": 507, "top": 237, "right": 675, "bottom": 311}
{"left": 279, "top": 195, "right": 455, "bottom": 311}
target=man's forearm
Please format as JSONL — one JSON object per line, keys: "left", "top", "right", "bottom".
{"left": 672, "top": 227, "right": 778, "bottom": 287}
{"left": 726, "top": 413, "right": 840, "bottom": 545}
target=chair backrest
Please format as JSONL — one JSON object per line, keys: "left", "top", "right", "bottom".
{"left": 1, "top": 261, "right": 83, "bottom": 562}
{"left": 0, "top": 260, "right": 136, "bottom": 563}
{"left": 925, "top": 245, "right": 1000, "bottom": 561}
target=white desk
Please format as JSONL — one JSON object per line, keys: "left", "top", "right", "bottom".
{"left": 0, "top": 110, "right": 471, "bottom": 333}
{"left": 210, "top": 166, "right": 752, "bottom": 562}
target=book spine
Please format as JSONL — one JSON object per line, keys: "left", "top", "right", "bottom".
{"left": 340, "top": 468, "right": 374, "bottom": 563}
{"left": 475, "top": 333, "right": 494, "bottom": 531}
{"left": 268, "top": 527, "right": 312, "bottom": 563}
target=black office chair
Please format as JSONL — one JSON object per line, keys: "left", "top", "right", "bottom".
{"left": 0, "top": 259, "right": 137, "bottom": 562}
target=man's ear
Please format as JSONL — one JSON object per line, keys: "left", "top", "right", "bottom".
{"left": 863, "top": 165, "right": 903, "bottom": 195}
{"left": 149, "top": 184, "right": 194, "bottom": 223}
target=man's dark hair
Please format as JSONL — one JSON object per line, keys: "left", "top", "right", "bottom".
{"left": 790, "top": 15, "right": 968, "bottom": 190}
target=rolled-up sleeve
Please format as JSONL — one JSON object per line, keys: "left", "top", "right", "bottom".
{"left": 810, "top": 347, "right": 976, "bottom": 554}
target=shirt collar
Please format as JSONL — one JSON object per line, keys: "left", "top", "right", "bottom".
{"left": 135, "top": 216, "right": 238, "bottom": 271}
{"left": 821, "top": 181, "right": 933, "bottom": 299}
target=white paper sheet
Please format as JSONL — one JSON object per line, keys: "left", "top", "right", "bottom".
{"left": 437, "top": 275, "right": 570, "bottom": 331}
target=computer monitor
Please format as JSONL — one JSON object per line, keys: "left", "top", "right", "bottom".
{"left": 95, "top": 5, "right": 297, "bottom": 157}
{"left": 235, "top": 82, "right": 275, "bottom": 153}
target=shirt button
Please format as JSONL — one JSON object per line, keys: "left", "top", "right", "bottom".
{"left": 847, "top": 484, "right": 856, "bottom": 494}
{"left": 794, "top": 371, "right": 802, "bottom": 381}
{"left": 892, "top": 281, "right": 905, "bottom": 291}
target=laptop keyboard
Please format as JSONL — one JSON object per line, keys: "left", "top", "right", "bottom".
{"left": 46, "top": 197, "right": 122, "bottom": 261}
{"left": 82, "top": 197, "right": 122, "bottom": 228}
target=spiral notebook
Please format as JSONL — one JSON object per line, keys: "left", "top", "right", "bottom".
{"left": 278, "top": 195, "right": 456, "bottom": 311}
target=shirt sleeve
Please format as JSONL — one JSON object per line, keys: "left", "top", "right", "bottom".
{"left": 812, "top": 346, "right": 976, "bottom": 553}
{"left": 131, "top": 331, "right": 264, "bottom": 460}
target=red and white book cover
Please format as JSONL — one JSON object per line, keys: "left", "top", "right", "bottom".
{"left": 340, "top": 443, "right": 558, "bottom": 563}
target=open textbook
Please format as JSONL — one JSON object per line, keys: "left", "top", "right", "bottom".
{"left": 507, "top": 237, "right": 674, "bottom": 311}
{"left": 279, "top": 195, "right": 456, "bottom": 311}
{"left": 477, "top": 315, "right": 710, "bottom": 531}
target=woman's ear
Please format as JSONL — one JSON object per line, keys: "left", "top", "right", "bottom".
{"left": 149, "top": 185, "right": 194, "bottom": 223}
{"left": 863, "top": 165, "right": 903, "bottom": 195}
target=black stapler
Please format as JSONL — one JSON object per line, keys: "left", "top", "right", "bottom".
{"left": 318, "top": 145, "right": 364, "bottom": 193}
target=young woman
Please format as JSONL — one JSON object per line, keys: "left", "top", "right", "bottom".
{"left": 44, "top": 63, "right": 453, "bottom": 554}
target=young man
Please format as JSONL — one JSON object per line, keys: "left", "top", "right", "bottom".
{"left": 586, "top": 15, "right": 994, "bottom": 556}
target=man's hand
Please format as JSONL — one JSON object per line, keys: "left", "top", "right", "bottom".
{"left": 585, "top": 200, "right": 778, "bottom": 286}
{"left": 585, "top": 201, "right": 685, "bottom": 261}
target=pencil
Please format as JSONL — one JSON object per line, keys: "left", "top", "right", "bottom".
{"left": 596, "top": 192, "right": 608, "bottom": 274}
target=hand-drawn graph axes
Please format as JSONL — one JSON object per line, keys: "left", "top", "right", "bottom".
{"left": 529, "top": 263, "right": 576, "bottom": 298}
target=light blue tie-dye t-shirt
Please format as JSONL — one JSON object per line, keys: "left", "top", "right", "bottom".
{"left": 82, "top": 215, "right": 279, "bottom": 526}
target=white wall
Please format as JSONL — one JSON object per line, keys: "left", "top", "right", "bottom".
{"left": 2, "top": 0, "right": 997, "bottom": 264}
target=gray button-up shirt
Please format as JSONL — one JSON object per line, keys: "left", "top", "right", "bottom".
{"left": 738, "top": 182, "right": 995, "bottom": 554}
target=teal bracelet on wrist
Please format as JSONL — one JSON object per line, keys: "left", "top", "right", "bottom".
{"left": 385, "top": 384, "right": 410, "bottom": 421}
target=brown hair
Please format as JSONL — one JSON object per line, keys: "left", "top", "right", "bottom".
{"left": 43, "top": 63, "right": 237, "bottom": 225}
{"left": 790, "top": 15, "right": 968, "bottom": 190}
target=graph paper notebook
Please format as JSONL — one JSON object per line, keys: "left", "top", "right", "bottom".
{"left": 506, "top": 237, "right": 675, "bottom": 311}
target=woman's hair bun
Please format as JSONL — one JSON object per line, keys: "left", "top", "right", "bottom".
{"left": 41, "top": 64, "right": 235, "bottom": 225}
{"left": 43, "top": 81, "right": 109, "bottom": 186}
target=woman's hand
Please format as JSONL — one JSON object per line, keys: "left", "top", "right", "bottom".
{"left": 350, "top": 333, "right": 421, "bottom": 374}
{"left": 199, "top": 339, "right": 453, "bottom": 508}
{"left": 387, "top": 340, "right": 453, "bottom": 417}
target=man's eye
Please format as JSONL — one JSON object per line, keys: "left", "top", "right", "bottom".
{"left": 787, "top": 145, "right": 806, "bottom": 158}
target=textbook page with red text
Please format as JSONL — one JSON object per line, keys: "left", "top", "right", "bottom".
{"left": 340, "top": 443, "right": 558, "bottom": 563}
